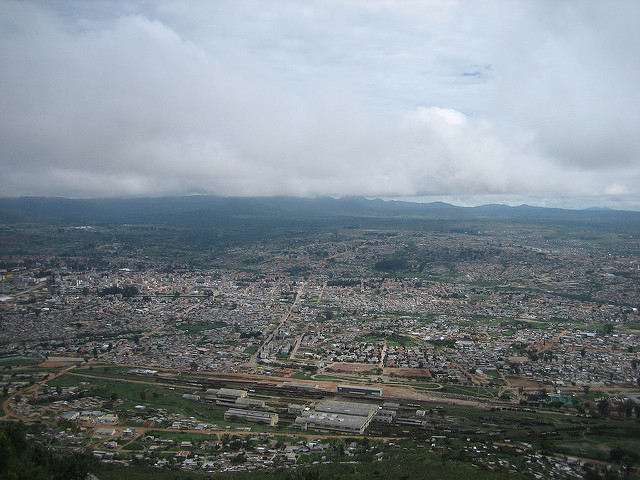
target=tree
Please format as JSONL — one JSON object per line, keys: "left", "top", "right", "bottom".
{"left": 597, "top": 399, "right": 610, "bottom": 417}
{"left": 230, "top": 452, "right": 246, "bottom": 464}
{"left": 601, "top": 323, "right": 615, "bottom": 335}
{"left": 609, "top": 447, "right": 626, "bottom": 463}
{"left": 0, "top": 421, "right": 98, "bottom": 479}
{"left": 284, "top": 468, "right": 324, "bottom": 480}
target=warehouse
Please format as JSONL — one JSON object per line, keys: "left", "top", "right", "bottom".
{"left": 224, "top": 408, "right": 279, "bottom": 426}
{"left": 294, "top": 400, "right": 378, "bottom": 434}
{"left": 337, "top": 384, "right": 382, "bottom": 396}
{"left": 234, "top": 397, "right": 266, "bottom": 409}
{"left": 215, "top": 388, "right": 248, "bottom": 399}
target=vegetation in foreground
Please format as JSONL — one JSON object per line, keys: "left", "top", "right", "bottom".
{"left": 0, "top": 421, "right": 98, "bottom": 480}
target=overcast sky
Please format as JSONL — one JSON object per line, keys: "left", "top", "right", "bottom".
{"left": 1, "top": 1, "right": 639, "bottom": 209}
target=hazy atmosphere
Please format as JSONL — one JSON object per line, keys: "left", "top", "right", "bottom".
{"left": 1, "top": 0, "right": 639, "bottom": 209}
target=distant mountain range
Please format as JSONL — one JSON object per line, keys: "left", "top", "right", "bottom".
{"left": 0, "top": 196, "right": 638, "bottom": 233}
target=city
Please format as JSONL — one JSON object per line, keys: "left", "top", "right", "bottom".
{"left": 1, "top": 198, "right": 639, "bottom": 479}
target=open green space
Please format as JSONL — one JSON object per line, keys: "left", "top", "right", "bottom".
{"left": 0, "top": 357, "right": 40, "bottom": 367}
{"left": 439, "top": 385, "right": 498, "bottom": 398}
{"left": 313, "top": 374, "right": 365, "bottom": 382}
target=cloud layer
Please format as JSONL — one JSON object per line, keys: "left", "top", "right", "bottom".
{"left": 1, "top": 1, "right": 639, "bottom": 207}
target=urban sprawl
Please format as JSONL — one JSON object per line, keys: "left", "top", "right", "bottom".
{"left": 1, "top": 226, "right": 640, "bottom": 478}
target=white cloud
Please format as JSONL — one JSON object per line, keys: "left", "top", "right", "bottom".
{"left": 0, "top": 1, "right": 638, "bottom": 208}
{"left": 488, "top": 1, "right": 640, "bottom": 170}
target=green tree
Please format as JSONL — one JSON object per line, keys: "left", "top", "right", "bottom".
{"left": 601, "top": 323, "right": 615, "bottom": 335}
{"left": 0, "top": 421, "right": 98, "bottom": 480}
{"left": 597, "top": 398, "right": 610, "bottom": 417}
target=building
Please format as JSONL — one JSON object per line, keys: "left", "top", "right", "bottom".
{"left": 96, "top": 414, "right": 118, "bottom": 424}
{"left": 373, "top": 409, "right": 395, "bottom": 423}
{"left": 295, "top": 400, "right": 378, "bottom": 434}
{"left": 216, "top": 388, "right": 248, "bottom": 399}
{"left": 60, "top": 410, "right": 79, "bottom": 421}
{"left": 337, "top": 384, "right": 383, "bottom": 396}
{"left": 547, "top": 392, "right": 573, "bottom": 404}
{"left": 182, "top": 394, "right": 201, "bottom": 402}
{"left": 224, "top": 408, "right": 279, "bottom": 426}
{"left": 314, "top": 400, "right": 379, "bottom": 417}
{"left": 235, "top": 397, "right": 265, "bottom": 409}
{"left": 288, "top": 404, "right": 305, "bottom": 415}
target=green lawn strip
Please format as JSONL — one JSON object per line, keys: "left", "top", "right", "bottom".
{"left": 439, "top": 385, "right": 498, "bottom": 398}
{"left": 74, "top": 365, "right": 145, "bottom": 377}
{"left": 4, "top": 366, "right": 57, "bottom": 375}
{"left": 290, "top": 372, "right": 314, "bottom": 380}
{"left": 313, "top": 374, "right": 365, "bottom": 382}
{"left": 412, "top": 384, "right": 443, "bottom": 391}
{"left": 0, "top": 357, "right": 41, "bottom": 367}
{"left": 121, "top": 440, "right": 146, "bottom": 451}
{"left": 66, "top": 371, "right": 177, "bottom": 390}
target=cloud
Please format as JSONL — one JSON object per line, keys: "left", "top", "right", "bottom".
{"left": 0, "top": 1, "right": 638, "bottom": 207}
{"left": 488, "top": 1, "right": 640, "bottom": 170}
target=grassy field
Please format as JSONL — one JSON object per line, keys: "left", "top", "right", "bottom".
{"left": 0, "top": 357, "right": 40, "bottom": 367}
{"left": 439, "top": 385, "right": 499, "bottom": 398}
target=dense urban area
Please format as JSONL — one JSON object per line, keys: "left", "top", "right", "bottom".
{"left": 1, "top": 197, "right": 640, "bottom": 479}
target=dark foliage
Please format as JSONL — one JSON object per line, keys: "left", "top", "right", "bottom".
{"left": 0, "top": 421, "right": 98, "bottom": 480}
{"left": 374, "top": 257, "right": 408, "bottom": 272}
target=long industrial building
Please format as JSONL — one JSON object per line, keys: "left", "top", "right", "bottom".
{"left": 294, "top": 400, "right": 378, "bottom": 434}
{"left": 224, "top": 408, "right": 279, "bottom": 426}
{"left": 337, "top": 384, "right": 383, "bottom": 396}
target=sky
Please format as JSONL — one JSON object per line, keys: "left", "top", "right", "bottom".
{"left": 1, "top": 1, "right": 639, "bottom": 209}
